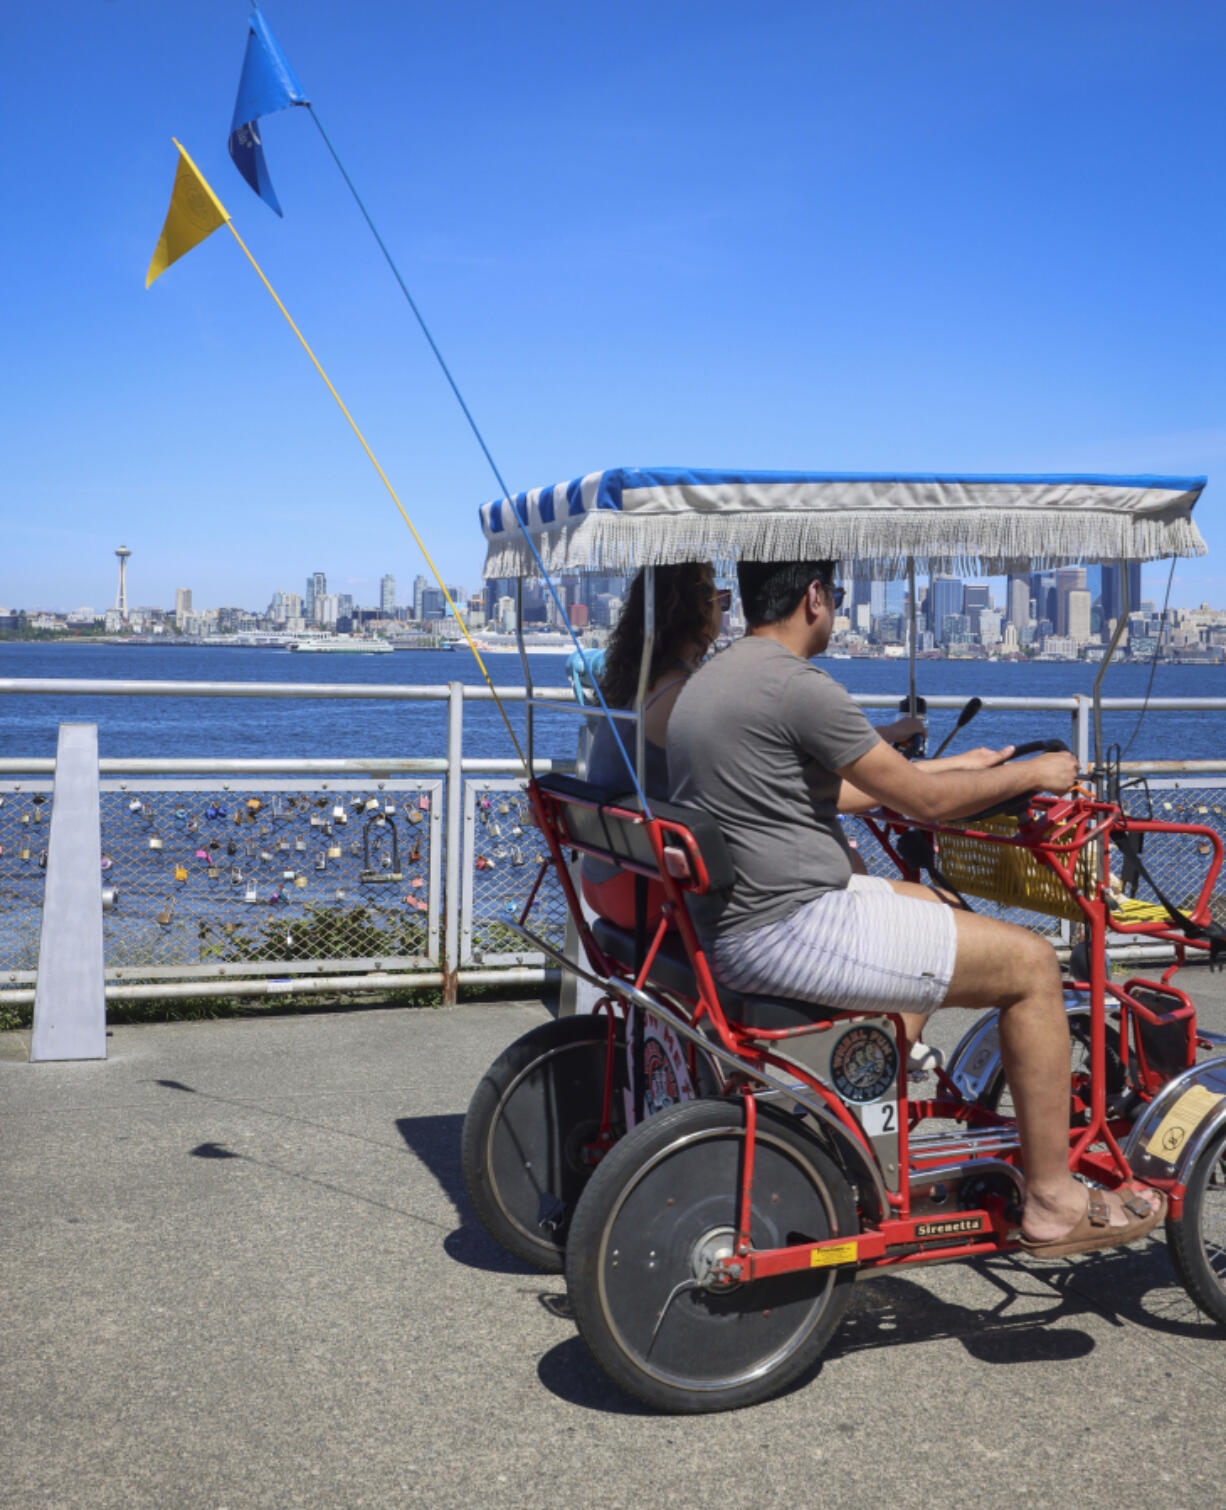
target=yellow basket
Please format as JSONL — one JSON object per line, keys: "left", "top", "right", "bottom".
{"left": 936, "top": 815, "right": 1096, "bottom": 921}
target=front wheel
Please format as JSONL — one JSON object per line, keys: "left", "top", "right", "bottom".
{"left": 565, "top": 1097, "right": 858, "bottom": 1413}
{"left": 1166, "top": 1120, "right": 1226, "bottom": 1328}
{"left": 461, "top": 1013, "right": 626, "bottom": 1271}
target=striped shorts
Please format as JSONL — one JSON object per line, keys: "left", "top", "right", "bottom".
{"left": 710, "top": 875, "right": 957, "bottom": 1018}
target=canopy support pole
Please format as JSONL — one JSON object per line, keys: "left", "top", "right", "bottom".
{"left": 1092, "top": 560, "right": 1131, "bottom": 770}
{"left": 635, "top": 568, "right": 655, "bottom": 794}
{"left": 906, "top": 559, "right": 918, "bottom": 717}
{"left": 515, "top": 580, "right": 534, "bottom": 774}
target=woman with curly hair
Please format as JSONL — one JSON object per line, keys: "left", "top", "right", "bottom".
{"left": 581, "top": 563, "right": 726, "bottom": 927}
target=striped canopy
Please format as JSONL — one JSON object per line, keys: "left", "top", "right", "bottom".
{"left": 479, "top": 467, "right": 1207, "bottom": 580}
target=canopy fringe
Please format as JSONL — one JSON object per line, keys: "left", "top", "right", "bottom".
{"left": 483, "top": 509, "right": 1207, "bottom": 580}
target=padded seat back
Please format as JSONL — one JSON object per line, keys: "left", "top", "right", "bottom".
{"left": 534, "top": 771, "right": 735, "bottom": 896}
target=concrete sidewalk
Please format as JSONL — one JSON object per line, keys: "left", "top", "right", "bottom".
{"left": 2, "top": 986, "right": 1224, "bottom": 1510}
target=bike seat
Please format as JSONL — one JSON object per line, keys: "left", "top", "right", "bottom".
{"left": 590, "top": 917, "right": 840, "bottom": 1035}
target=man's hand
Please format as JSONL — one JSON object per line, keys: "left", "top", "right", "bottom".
{"left": 1030, "top": 750, "right": 1081, "bottom": 795}
{"left": 875, "top": 715, "right": 927, "bottom": 746}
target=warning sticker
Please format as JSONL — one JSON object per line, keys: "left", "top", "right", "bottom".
{"left": 809, "top": 1241, "right": 859, "bottom": 1269}
{"left": 1145, "top": 1084, "right": 1225, "bottom": 1164}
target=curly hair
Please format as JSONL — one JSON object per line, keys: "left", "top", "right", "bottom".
{"left": 598, "top": 564, "right": 718, "bottom": 709}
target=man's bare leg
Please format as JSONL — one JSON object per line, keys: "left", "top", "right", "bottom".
{"left": 886, "top": 879, "right": 1159, "bottom": 1240}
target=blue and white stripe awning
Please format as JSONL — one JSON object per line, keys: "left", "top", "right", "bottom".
{"left": 479, "top": 467, "right": 1207, "bottom": 580}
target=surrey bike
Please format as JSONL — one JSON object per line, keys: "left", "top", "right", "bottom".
{"left": 461, "top": 467, "right": 1226, "bottom": 1411}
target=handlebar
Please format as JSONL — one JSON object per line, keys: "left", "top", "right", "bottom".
{"left": 1006, "top": 738, "right": 1071, "bottom": 760}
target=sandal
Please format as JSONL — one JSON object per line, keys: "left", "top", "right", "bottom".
{"left": 1019, "top": 1185, "right": 1166, "bottom": 1260}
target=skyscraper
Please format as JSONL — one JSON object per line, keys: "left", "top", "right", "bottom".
{"left": 1066, "top": 588, "right": 1092, "bottom": 644}
{"left": 306, "top": 571, "right": 327, "bottom": 625}
{"left": 1029, "top": 571, "right": 1057, "bottom": 628}
{"left": 929, "top": 576, "right": 963, "bottom": 644}
{"left": 1100, "top": 563, "right": 1142, "bottom": 632}
{"left": 413, "top": 574, "right": 429, "bottom": 621}
{"left": 174, "top": 588, "right": 192, "bottom": 629}
{"left": 380, "top": 574, "right": 396, "bottom": 615}
{"left": 1055, "top": 567, "right": 1087, "bottom": 636}
{"left": 1006, "top": 575, "right": 1030, "bottom": 633}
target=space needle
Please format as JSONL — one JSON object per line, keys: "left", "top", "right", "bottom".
{"left": 114, "top": 545, "right": 132, "bottom": 620}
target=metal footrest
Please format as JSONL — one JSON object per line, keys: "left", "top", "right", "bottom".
{"left": 910, "top": 1125, "right": 1021, "bottom": 1166}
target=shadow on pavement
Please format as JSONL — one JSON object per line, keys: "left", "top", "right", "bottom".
{"left": 395, "top": 1112, "right": 542, "bottom": 1276}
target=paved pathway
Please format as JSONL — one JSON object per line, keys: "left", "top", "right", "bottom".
{"left": 3, "top": 981, "right": 1225, "bottom": 1509}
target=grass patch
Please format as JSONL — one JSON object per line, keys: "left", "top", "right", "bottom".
{"left": 0, "top": 979, "right": 556, "bottom": 1033}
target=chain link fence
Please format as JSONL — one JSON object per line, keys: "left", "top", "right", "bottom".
{"left": 0, "top": 781, "right": 55, "bottom": 983}
{"left": 98, "top": 778, "right": 442, "bottom": 983}
{"left": 460, "top": 777, "right": 567, "bottom": 966}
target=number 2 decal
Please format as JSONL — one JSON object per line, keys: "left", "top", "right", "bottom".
{"left": 861, "top": 1100, "right": 897, "bottom": 1136}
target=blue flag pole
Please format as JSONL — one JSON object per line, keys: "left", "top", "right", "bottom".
{"left": 235, "top": 5, "right": 650, "bottom": 809}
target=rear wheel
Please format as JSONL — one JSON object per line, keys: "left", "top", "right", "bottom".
{"left": 1167, "top": 1121, "right": 1226, "bottom": 1328}
{"left": 461, "top": 1013, "right": 626, "bottom": 1271}
{"left": 565, "top": 1096, "right": 858, "bottom": 1413}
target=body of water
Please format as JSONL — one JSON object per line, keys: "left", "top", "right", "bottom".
{"left": 1, "top": 642, "right": 1223, "bottom": 766}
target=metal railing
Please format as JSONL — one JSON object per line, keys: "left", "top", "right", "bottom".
{"left": 2, "top": 676, "right": 1225, "bottom": 1009}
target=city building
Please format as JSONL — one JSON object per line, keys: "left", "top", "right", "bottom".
{"left": 1066, "top": 588, "right": 1092, "bottom": 645}
{"left": 929, "top": 577, "right": 963, "bottom": 645}
{"left": 306, "top": 572, "right": 326, "bottom": 625}
{"left": 1006, "top": 575, "right": 1030, "bottom": 633}
{"left": 174, "top": 588, "right": 192, "bottom": 630}
{"left": 1101, "top": 562, "right": 1143, "bottom": 634}
{"left": 1055, "top": 567, "right": 1086, "bottom": 637}
{"left": 380, "top": 574, "right": 396, "bottom": 615}
{"left": 413, "top": 574, "right": 429, "bottom": 621}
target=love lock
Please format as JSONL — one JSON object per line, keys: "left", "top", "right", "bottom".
{"left": 294, "top": 837, "right": 306, "bottom": 852}
{"left": 156, "top": 896, "right": 176, "bottom": 927}
{"left": 315, "top": 854, "right": 327, "bottom": 871}
{"left": 361, "top": 812, "right": 403, "bottom": 884}
{"left": 149, "top": 835, "right": 164, "bottom": 851}
{"left": 244, "top": 883, "right": 258, "bottom": 904}
{"left": 129, "top": 797, "right": 143, "bottom": 813}
{"left": 294, "top": 874, "right": 308, "bottom": 889}
{"left": 384, "top": 801, "right": 396, "bottom": 816}
{"left": 327, "top": 843, "right": 342, "bottom": 860}
{"left": 497, "top": 800, "right": 510, "bottom": 815}
{"left": 207, "top": 865, "right": 220, "bottom": 882}
{"left": 174, "top": 865, "right": 188, "bottom": 883}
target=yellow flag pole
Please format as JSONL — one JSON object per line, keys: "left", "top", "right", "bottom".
{"left": 219, "top": 218, "right": 529, "bottom": 770}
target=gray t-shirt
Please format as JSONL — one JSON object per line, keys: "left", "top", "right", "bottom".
{"left": 667, "top": 636, "right": 880, "bottom": 937}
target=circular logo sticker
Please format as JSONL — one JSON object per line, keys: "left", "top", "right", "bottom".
{"left": 830, "top": 1025, "right": 899, "bottom": 1104}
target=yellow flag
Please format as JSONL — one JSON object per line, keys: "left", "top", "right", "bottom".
{"left": 145, "top": 140, "right": 231, "bottom": 288}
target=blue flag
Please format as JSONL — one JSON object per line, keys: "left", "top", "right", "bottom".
{"left": 228, "top": 8, "right": 309, "bottom": 216}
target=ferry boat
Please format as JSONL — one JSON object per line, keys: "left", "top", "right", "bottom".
{"left": 287, "top": 634, "right": 394, "bottom": 654}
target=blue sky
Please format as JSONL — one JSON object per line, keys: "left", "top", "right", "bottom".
{"left": 3, "top": 0, "right": 1225, "bottom": 613}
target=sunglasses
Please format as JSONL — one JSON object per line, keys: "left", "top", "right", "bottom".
{"left": 819, "top": 582, "right": 846, "bottom": 610}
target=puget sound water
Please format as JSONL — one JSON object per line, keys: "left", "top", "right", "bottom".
{"left": 0, "top": 642, "right": 1223, "bottom": 766}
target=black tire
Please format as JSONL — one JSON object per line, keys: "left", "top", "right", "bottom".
{"left": 565, "top": 1096, "right": 858, "bottom": 1414}
{"left": 462, "top": 1014, "right": 627, "bottom": 1272}
{"left": 983, "top": 1011, "right": 1125, "bottom": 1124}
{"left": 1167, "top": 1120, "right": 1226, "bottom": 1328}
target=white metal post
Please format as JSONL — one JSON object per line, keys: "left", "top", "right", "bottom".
{"left": 30, "top": 724, "right": 106, "bottom": 1061}
{"left": 443, "top": 681, "right": 464, "bottom": 1003}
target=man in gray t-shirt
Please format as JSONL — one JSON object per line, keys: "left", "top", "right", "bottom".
{"left": 668, "top": 635, "right": 880, "bottom": 937}
{"left": 665, "top": 557, "right": 1163, "bottom": 1261}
